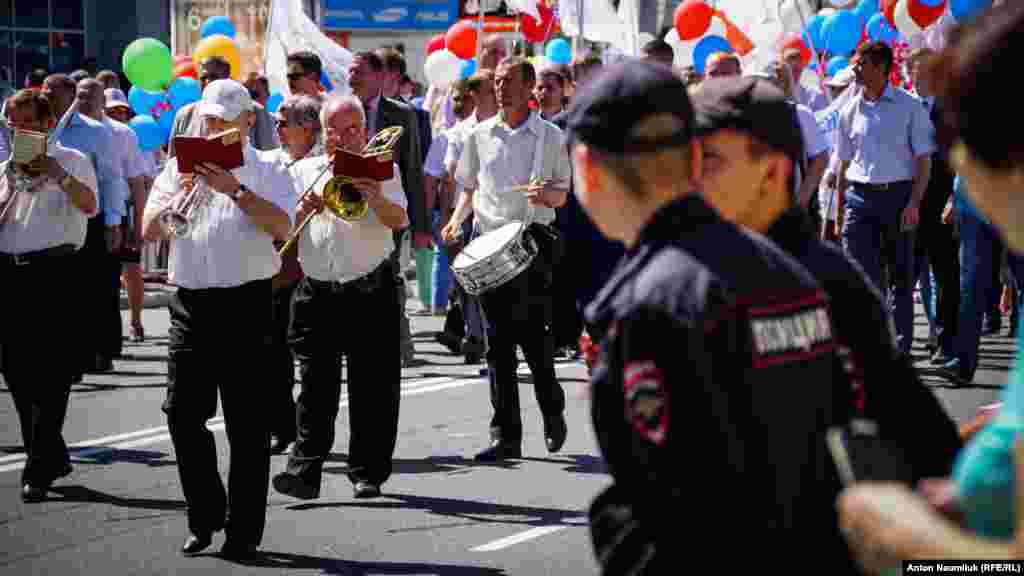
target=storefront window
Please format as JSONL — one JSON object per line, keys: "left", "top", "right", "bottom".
{"left": 0, "top": 1, "right": 86, "bottom": 82}
{"left": 0, "top": 1, "right": 11, "bottom": 28}
{"left": 51, "top": 31, "right": 83, "bottom": 72}
{"left": 13, "top": 0, "right": 47, "bottom": 29}
{"left": 14, "top": 30, "right": 48, "bottom": 84}
{"left": 52, "top": 0, "right": 84, "bottom": 30}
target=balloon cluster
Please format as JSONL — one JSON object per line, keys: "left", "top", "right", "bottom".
{"left": 665, "top": 1, "right": 754, "bottom": 74}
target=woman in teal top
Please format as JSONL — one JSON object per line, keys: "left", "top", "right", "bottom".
{"left": 834, "top": 3, "right": 1024, "bottom": 570}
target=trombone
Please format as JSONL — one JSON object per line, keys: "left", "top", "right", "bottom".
{"left": 276, "top": 126, "right": 403, "bottom": 257}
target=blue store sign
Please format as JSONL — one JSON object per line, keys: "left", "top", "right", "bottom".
{"left": 322, "top": 0, "right": 459, "bottom": 30}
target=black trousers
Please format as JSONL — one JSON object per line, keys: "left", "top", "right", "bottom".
{"left": 286, "top": 262, "right": 401, "bottom": 486}
{"left": 1, "top": 251, "right": 75, "bottom": 486}
{"left": 914, "top": 215, "right": 959, "bottom": 353}
{"left": 478, "top": 237, "right": 565, "bottom": 446}
{"left": 163, "top": 278, "right": 273, "bottom": 545}
{"left": 270, "top": 282, "right": 297, "bottom": 441}
{"left": 79, "top": 216, "right": 122, "bottom": 365}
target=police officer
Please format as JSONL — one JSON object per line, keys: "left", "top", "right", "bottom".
{"left": 566, "top": 62, "right": 855, "bottom": 571}
{"left": 691, "top": 77, "right": 962, "bottom": 484}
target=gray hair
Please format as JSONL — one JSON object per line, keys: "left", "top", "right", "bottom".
{"left": 278, "top": 94, "right": 322, "bottom": 131}
{"left": 320, "top": 94, "right": 365, "bottom": 131}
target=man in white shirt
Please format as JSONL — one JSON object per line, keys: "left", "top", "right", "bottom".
{"left": 272, "top": 95, "right": 408, "bottom": 501}
{"left": 0, "top": 89, "right": 98, "bottom": 503}
{"left": 142, "top": 79, "right": 295, "bottom": 558}
{"left": 442, "top": 57, "right": 570, "bottom": 462}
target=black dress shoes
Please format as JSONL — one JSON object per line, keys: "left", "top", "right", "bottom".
{"left": 272, "top": 472, "right": 320, "bottom": 500}
{"left": 474, "top": 441, "right": 522, "bottom": 462}
{"left": 353, "top": 481, "right": 381, "bottom": 499}
{"left": 182, "top": 532, "right": 213, "bottom": 555}
{"left": 545, "top": 415, "right": 568, "bottom": 454}
{"left": 21, "top": 484, "right": 47, "bottom": 503}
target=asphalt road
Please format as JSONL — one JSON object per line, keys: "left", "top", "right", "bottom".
{"left": 0, "top": 295, "right": 1014, "bottom": 575}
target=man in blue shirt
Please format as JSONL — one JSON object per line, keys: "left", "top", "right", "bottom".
{"left": 42, "top": 74, "right": 128, "bottom": 375}
{"left": 835, "top": 42, "right": 935, "bottom": 356}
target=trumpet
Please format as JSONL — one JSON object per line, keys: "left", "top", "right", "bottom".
{"left": 276, "top": 126, "right": 403, "bottom": 257}
{"left": 159, "top": 176, "right": 209, "bottom": 238}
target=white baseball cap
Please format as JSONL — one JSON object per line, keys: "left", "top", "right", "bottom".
{"left": 104, "top": 88, "right": 130, "bottom": 110}
{"left": 826, "top": 66, "right": 856, "bottom": 88}
{"left": 197, "top": 79, "right": 253, "bottom": 121}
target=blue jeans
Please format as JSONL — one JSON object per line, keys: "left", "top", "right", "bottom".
{"left": 918, "top": 260, "right": 937, "bottom": 340}
{"left": 842, "top": 183, "right": 916, "bottom": 354}
{"left": 955, "top": 212, "right": 997, "bottom": 380}
{"left": 431, "top": 212, "right": 450, "bottom": 311}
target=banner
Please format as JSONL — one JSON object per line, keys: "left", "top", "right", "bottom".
{"left": 322, "top": 0, "right": 459, "bottom": 30}
{"left": 265, "top": 0, "right": 354, "bottom": 98}
{"left": 172, "top": 0, "right": 276, "bottom": 81}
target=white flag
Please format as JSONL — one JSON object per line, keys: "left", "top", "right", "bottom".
{"left": 504, "top": 0, "right": 541, "bottom": 21}
{"left": 264, "top": 0, "right": 353, "bottom": 98}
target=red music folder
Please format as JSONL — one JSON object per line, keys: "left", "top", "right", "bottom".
{"left": 173, "top": 128, "right": 244, "bottom": 174}
{"left": 332, "top": 148, "right": 394, "bottom": 181}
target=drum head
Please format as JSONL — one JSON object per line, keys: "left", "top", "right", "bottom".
{"left": 461, "top": 223, "right": 523, "bottom": 259}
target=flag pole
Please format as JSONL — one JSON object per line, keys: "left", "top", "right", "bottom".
{"left": 476, "top": 2, "right": 486, "bottom": 62}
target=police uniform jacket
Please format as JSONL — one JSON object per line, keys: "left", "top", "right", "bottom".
{"left": 584, "top": 196, "right": 856, "bottom": 572}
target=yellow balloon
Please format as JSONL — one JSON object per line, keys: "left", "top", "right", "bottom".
{"left": 192, "top": 34, "right": 241, "bottom": 80}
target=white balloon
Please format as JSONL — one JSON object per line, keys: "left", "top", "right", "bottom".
{"left": 830, "top": 0, "right": 855, "bottom": 6}
{"left": 665, "top": 17, "right": 727, "bottom": 69}
{"left": 894, "top": 0, "right": 923, "bottom": 38}
{"left": 818, "top": 7, "right": 837, "bottom": 19}
{"left": 424, "top": 49, "right": 461, "bottom": 88}
{"left": 638, "top": 32, "right": 656, "bottom": 46}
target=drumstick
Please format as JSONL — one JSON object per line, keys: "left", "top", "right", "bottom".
{"left": 506, "top": 180, "right": 569, "bottom": 193}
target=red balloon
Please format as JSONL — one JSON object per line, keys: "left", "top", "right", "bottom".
{"left": 521, "top": 2, "right": 554, "bottom": 43}
{"left": 674, "top": 0, "right": 714, "bottom": 41}
{"left": 426, "top": 34, "right": 445, "bottom": 56}
{"left": 883, "top": 0, "right": 898, "bottom": 26}
{"left": 907, "top": 0, "right": 945, "bottom": 28}
{"left": 781, "top": 35, "right": 811, "bottom": 68}
{"left": 173, "top": 61, "right": 197, "bottom": 80}
{"left": 445, "top": 21, "right": 478, "bottom": 60}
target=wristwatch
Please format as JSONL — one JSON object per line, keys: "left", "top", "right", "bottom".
{"left": 230, "top": 184, "right": 250, "bottom": 201}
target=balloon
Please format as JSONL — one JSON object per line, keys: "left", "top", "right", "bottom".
{"left": 172, "top": 60, "right": 197, "bottom": 80}
{"left": 200, "top": 15, "right": 236, "bottom": 39}
{"left": 424, "top": 49, "right": 462, "bottom": 88}
{"left": 445, "top": 21, "right": 478, "bottom": 60}
{"left": 692, "top": 35, "right": 733, "bottom": 75}
{"left": 674, "top": 0, "right": 714, "bottom": 41}
{"left": 918, "top": 0, "right": 944, "bottom": 5}
{"left": 830, "top": 0, "right": 856, "bottom": 6}
{"left": 122, "top": 38, "right": 173, "bottom": 92}
{"left": 266, "top": 92, "right": 283, "bottom": 114}
{"left": 854, "top": 0, "right": 881, "bottom": 28}
{"left": 894, "top": 0, "right": 923, "bottom": 37}
{"left": 158, "top": 107, "right": 176, "bottom": 143}
{"left": 818, "top": 8, "right": 837, "bottom": 18}
{"left": 884, "top": 0, "right": 899, "bottom": 25}
{"left": 192, "top": 34, "right": 241, "bottom": 80}
{"left": 128, "top": 86, "right": 165, "bottom": 117}
{"left": 319, "top": 70, "right": 333, "bottom": 93}
{"left": 167, "top": 76, "right": 201, "bottom": 110}
{"left": 129, "top": 115, "right": 163, "bottom": 152}
{"left": 908, "top": 0, "right": 946, "bottom": 28}
{"left": 802, "top": 14, "right": 827, "bottom": 53}
{"left": 782, "top": 35, "right": 812, "bottom": 67}
{"left": 521, "top": 2, "right": 555, "bottom": 43}
{"left": 867, "top": 13, "right": 899, "bottom": 42}
{"left": 823, "top": 10, "right": 863, "bottom": 55}
{"left": 826, "top": 55, "right": 851, "bottom": 76}
{"left": 545, "top": 38, "right": 572, "bottom": 65}
{"left": 426, "top": 34, "right": 445, "bottom": 56}
{"left": 950, "top": 0, "right": 991, "bottom": 22}
{"left": 460, "top": 59, "right": 477, "bottom": 79}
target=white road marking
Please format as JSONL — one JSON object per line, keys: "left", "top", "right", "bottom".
{"left": 470, "top": 526, "right": 568, "bottom": 552}
{"left": 0, "top": 376, "right": 485, "bottom": 475}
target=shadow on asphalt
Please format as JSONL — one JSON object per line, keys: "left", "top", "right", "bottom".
{"left": 284, "top": 492, "right": 585, "bottom": 530}
{"left": 517, "top": 455, "right": 607, "bottom": 475}
{"left": 47, "top": 485, "right": 185, "bottom": 511}
{"left": 322, "top": 454, "right": 521, "bottom": 475}
{"left": 219, "top": 552, "right": 505, "bottom": 574}
{"left": 70, "top": 448, "right": 176, "bottom": 467}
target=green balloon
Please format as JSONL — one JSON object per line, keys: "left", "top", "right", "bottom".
{"left": 122, "top": 38, "right": 172, "bottom": 92}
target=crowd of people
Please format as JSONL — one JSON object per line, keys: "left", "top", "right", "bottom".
{"left": 2, "top": 2, "right": 1024, "bottom": 570}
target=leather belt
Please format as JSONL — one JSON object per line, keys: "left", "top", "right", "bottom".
{"left": 308, "top": 261, "right": 392, "bottom": 294}
{"left": 854, "top": 180, "right": 912, "bottom": 192}
{"left": 0, "top": 243, "right": 76, "bottom": 267}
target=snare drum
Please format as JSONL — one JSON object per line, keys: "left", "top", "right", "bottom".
{"left": 451, "top": 222, "right": 538, "bottom": 296}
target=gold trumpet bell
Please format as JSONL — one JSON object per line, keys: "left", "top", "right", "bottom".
{"left": 362, "top": 126, "right": 403, "bottom": 159}
{"left": 323, "top": 176, "right": 368, "bottom": 221}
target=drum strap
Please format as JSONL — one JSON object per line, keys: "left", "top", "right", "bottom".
{"left": 524, "top": 115, "right": 546, "bottom": 228}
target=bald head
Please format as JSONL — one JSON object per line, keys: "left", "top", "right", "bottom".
{"left": 321, "top": 95, "right": 368, "bottom": 154}
{"left": 480, "top": 35, "right": 508, "bottom": 71}
{"left": 41, "top": 74, "right": 77, "bottom": 118}
{"left": 76, "top": 78, "right": 106, "bottom": 119}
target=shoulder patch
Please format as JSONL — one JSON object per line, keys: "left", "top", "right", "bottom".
{"left": 747, "top": 291, "right": 835, "bottom": 368}
{"left": 623, "top": 361, "right": 669, "bottom": 446}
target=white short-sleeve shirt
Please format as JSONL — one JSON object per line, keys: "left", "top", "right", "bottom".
{"left": 104, "top": 116, "right": 148, "bottom": 180}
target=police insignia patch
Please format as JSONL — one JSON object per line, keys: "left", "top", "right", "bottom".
{"left": 623, "top": 361, "right": 668, "bottom": 446}
{"left": 747, "top": 292, "right": 835, "bottom": 368}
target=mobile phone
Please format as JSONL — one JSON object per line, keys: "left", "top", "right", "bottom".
{"left": 826, "top": 420, "right": 915, "bottom": 486}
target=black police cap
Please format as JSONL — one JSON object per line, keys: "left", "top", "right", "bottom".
{"left": 690, "top": 76, "right": 805, "bottom": 167}
{"left": 565, "top": 61, "right": 695, "bottom": 155}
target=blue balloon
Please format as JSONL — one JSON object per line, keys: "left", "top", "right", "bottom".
{"left": 692, "top": 35, "right": 734, "bottom": 75}
{"left": 802, "top": 14, "right": 826, "bottom": 52}
{"left": 823, "top": 10, "right": 862, "bottom": 56}
{"left": 866, "top": 13, "right": 898, "bottom": 43}
{"left": 951, "top": 0, "right": 992, "bottom": 22}
{"left": 319, "top": 70, "right": 333, "bottom": 93}
{"left": 157, "top": 106, "right": 176, "bottom": 143}
{"left": 200, "top": 16, "right": 236, "bottom": 39}
{"left": 545, "top": 38, "right": 572, "bottom": 65}
{"left": 460, "top": 59, "right": 477, "bottom": 79}
{"left": 854, "top": 0, "right": 880, "bottom": 29}
{"left": 266, "top": 91, "right": 283, "bottom": 114}
{"left": 128, "top": 115, "right": 163, "bottom": 152}
{"left": 128, "top": 86, "right": 166, "bottom": 117}
{"left": 827, "top": 55, "right": 850, "bottom": 77}
{"left": 918, "top": 0, "right": 945, "bottom": 5}
{"left": 167, "top": 76, "right": 201, "bottom": 110}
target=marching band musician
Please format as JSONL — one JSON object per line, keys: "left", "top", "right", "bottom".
{"left": 272, "top": 95, "right": 408, "bottom": 501}
{"left": 266, "top": 94, "right": 324, "bottom": 455}
{"left": 441, "top": 56, "right": 571, "bottom": 462}
{"left": 0, "top": 89, "right": 98, "bottom": 502}
{"left": 141, "top": 79, "right": 295, "bottom": 558}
